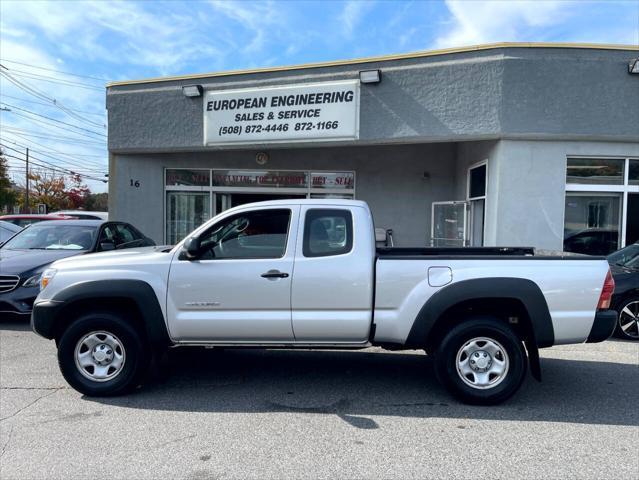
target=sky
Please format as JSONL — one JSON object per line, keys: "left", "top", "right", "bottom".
{"left": 1, "top": 0, "right": 638, "bottom": 194}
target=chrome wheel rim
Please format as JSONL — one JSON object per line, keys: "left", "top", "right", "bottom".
{"left": 74, "top": 331, "right": 126, "bottom": 382}
{"left": 456, "top": 337, "right": 510, "bottom": 390}
{"left": 619, "top": 301, "right": 639, "bottom": 340}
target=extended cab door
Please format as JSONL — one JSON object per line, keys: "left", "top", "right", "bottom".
{"left": 291, "top": 205, "right": 375, "bottom": 342}
{"left": 167, "top": 206, "right": 299, "bottom": 342}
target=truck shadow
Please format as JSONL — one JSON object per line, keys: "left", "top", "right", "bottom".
{"left": 87, "top": 347, "right": 638, "bottom": 429}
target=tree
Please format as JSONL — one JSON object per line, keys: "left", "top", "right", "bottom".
{"left": 27, "top": 172, "right": 69, "bottom": 211}
{"left": 66, "top": 174, "right": 91, "bottom": 209}
{"left": 0, "top": 148, "right": 18, "bottom": 212}
{"left": 85, "top": 192, "right": 108, "bottom": 211}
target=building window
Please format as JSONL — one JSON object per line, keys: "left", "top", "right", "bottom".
{"left": 630, "top": 160, "right": 639, "bottom": 186}
{"left": 564, "top": 194, "right": 621, "bottom": 255}
{"left": 468, "top": 164, "right": 487, "bottom": 199}
{"left": 467, "top": 163, "right": 487, "bottom": 247}
{"left": 566, "top": 158, "right": 625, "bottom": 185}
{"left": 565, "top": 157, "right": 639, "bottom": 254}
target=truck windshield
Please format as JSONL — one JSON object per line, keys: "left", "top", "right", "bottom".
{"left": 1, "top": 224, "right": 97, "bottom": 251}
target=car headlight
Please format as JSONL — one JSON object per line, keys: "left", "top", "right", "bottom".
{"left": 39, "top": 269, "right": 57, "bottom": 291}
{"left": 22, "top": 274, "right": 41, "bottom": 288}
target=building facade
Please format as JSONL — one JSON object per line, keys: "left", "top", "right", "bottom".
{"left": 106, "top": 43, "right": 639, "bottom": 254}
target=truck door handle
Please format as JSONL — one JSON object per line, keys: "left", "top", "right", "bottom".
{"left": 261, "top": 270, "right": 289, "bottom": 279}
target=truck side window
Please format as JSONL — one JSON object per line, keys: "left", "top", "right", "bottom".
{"left": 303, "top": 209, "right": 353, "bottom": 257}
{"left": 199, "top": 209, "right": 291, "bottom": 259}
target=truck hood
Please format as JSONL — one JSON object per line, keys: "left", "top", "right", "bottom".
{"left": 0, "top": 248, "right": 82, "bottom": 275}
{"left": 50, "top": 246, "right": 173, "bottom": 271}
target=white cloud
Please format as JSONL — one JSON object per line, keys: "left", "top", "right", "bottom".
{"left": 339, "top": 1, "right": 374, "bottom": 38}
{"left": 0, "top": 1, "right": 222, "bottom": 74}
{"left": 434, "top": 0, "right": 566, "bottom": 48}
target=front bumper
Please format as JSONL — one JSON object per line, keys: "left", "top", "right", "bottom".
{"left": 586, "top": 310, "right": 618, "bottom": 343}
{"left": 30, "top": 300, "right": 64, "bottom": 339}
{"left": 0, "top": 286, "right": 39, "bottom": 319}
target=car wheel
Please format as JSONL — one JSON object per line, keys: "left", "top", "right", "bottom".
{"left": 434, "top": 317, "right": 527, "bottom": 405}
{"left": 614, "top": 297, "right": 639, "bottom": 341}
{"left": 57, "top": 311, "right": 149, "bottom": 396}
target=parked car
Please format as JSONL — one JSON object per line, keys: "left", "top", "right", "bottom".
{"left": 0, "top": 220, "right": 154, "bottom": 320}
{"left": 0, "top": 214, "right": 72, "bottom": 228}
{"left": 563, "top": 228, "right": 619, "bottom": 256}
{"left": 32, "top": 200, "right": 616, "bottom": 405}
{"left": 0, "top": 220, "right": 21, "bottom": 244}
{"left": 49, "top": 210, "right": 108, "bottom": 221}
{"left": 607, "top": 242, "right": 639, "bottom": 340}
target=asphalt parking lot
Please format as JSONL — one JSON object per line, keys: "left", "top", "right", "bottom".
{"left": 1, "top": 319, "right": 637, "bottom": 480}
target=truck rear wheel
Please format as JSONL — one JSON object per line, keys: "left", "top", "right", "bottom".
{"left": 57, "top": 312, "right": 149, "bottom": 396}
{"left": 434, "top": 317, "right": 527, "bottom": 405}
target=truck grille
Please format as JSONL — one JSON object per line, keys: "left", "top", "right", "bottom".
{"left": 0, "top": 275, "right": 20, "bottom": 293}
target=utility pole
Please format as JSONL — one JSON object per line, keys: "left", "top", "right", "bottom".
{"left": 25, "top": 148, "right": 29, "bottom": 214}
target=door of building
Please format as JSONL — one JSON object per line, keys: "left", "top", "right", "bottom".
{"left": 431, "top": 201, "right": 468, "bottom": 246}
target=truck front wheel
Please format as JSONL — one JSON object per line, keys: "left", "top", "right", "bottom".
{"left": 57, "top": 312, "right": 149, "bottom": 396}
{"left": 434, "top": 317, "right": 527, "bottom": 405}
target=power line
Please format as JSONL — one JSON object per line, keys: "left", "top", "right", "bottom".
{"left": 1, "top": 137, "right": 108, "bottom": 172}
{"left": 2, "top": 146, "right": 107, "bottom": 183}
{"left": 0, "top": 135, "right": 107, "bottom": 170}
{"left": 0, "top": 68, "right": 106, "bottom": 128}
{"left": 2, "top": 127, "right": 107, "bottom": 146}
{"left": 0, "top": 58, "right": 109, "bottom": 81}
{"left": 1, "top": 137, "right": 107, "bottom": 173}
{"left": 1, "top": 102, "right": 107, "bottom": 138}
{"left": 7, "top": 69, "right": 104, "bottom": 91}
{"left": 0, "top": 94, "right": 106, "bottom": 117}
{"left": 3, "top": 110, "right": 107, "bottom": 142}
{"left": 3, "top": 152, "right": 107, "bottom": 181}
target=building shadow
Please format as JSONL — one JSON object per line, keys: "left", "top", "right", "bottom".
{"left": 86, "top": 347, "right": 639, "bottom": 429}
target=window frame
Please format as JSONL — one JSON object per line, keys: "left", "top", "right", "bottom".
{"left": 302, "top": 208, "right": 354, "bottom": 258}
{"left": 565, "top": 156, "right": 639, "bottom": 249}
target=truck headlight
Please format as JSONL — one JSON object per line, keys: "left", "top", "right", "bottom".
{"left": 22, "top": 274, "right": 41, "bottom": 288}
{"left": 39, "top": 269, "right": 57, "bottom": 291}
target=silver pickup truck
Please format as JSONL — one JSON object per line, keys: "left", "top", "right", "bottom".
{"left": 31, "top": 200, "right": 617, "bottom": 404}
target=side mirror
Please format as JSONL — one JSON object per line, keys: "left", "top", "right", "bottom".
{"left": 100, "top": 241, "right": 116, "bottom": 251}
{"left": 183, "top": 236, "right": 201, "bottom": 259}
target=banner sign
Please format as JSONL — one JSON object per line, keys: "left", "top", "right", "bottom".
{"left": 212, "top": 170, "right": 308, "bottom": 188}
{"left": 204, "top": 80, "right": 360, "bottom": 145}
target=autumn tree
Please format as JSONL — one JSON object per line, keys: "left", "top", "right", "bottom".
{"left": 0, "top": 148, "right": 18, "bottom": 212}
{"left": 27, "top": 172, "right": 69, "bottom": 211}
{"left": 66, "top": 174, "right": 91, "bottom": 209}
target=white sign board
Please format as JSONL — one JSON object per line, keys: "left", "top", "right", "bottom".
{"left": 204, "top": 80, "right": 359, "bottom": 145}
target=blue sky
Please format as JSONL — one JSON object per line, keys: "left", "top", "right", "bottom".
{"left": 1, "top": 0, "right": 638, "bottom": 193}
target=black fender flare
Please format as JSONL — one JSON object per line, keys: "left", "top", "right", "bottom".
{"left": 31, "top": 279, "right": 171, "bottom": 348}
{"left": 405, "top": 278, "right": 555, "bottom": 380}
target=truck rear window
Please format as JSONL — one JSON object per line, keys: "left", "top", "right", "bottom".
{"left": 303, "top": 209, "right": 353, "bottom": 257}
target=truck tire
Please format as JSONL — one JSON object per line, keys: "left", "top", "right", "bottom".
{"left": 434, "top": 317, "right": 527, "bottom": 405}
{"left": 57, "top": 311, "right": 149, "bottom": 396}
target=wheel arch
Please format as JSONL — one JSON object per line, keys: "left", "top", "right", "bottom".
{"left": 406, "top": 278, "right": 554, "bottom": 380}
{"left": 33, "top": 279, "right": 171, "bottom": 348}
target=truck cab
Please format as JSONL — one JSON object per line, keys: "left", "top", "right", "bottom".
{"left": 167, "top": 200, "right": 375, "bottom": 344}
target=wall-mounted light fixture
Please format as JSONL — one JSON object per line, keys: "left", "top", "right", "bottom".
{"left": 182, "top": 84, "right": 203, "bottom": 97}
{"left": 359, "top": 69, "right": 381, "bottom": 84}
{"left": 629, "top": 59, "right": 639, "bottom": 74}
